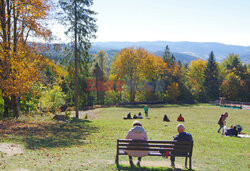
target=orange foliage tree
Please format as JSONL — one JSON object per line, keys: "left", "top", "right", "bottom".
{"left": 0, "top": 0, "right": 52, "bottom": 117}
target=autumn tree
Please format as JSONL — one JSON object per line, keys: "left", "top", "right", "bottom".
{"left": 185, "top": 59, "right": 207, "bottom": 101}
{"left": 220, "top": 54, "right": 249, "bottom": 101}
{"left": 204, "top": 51, "right": 220, "bottom": 101}
{"left": 58, "top": 0, "right": 97, "bottom": 118}
{"left": 221, "top": 72, "right": 241, "bottom": 100}
{"left": 166, "top": 82, "right": 181, "bottom": 102}
{"left": 111, "top": 48, "right": 167, "bottom": 102}
{"left": 0, "top": 0, "right": 52, "bottom": 118}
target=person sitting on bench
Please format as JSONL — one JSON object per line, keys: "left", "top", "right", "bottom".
{"left": 125, "top": 121, "right": 148, "bottom": 167}
{"left": 170, "top": 124, "right": 193, "bottom": 168}
{"left": 163, "top": 114, "right": 170, "bottom": 122}
{"left": 177, "top": 114, "right": 184, "bottom": 122}
{"left": 133, "top": 114, "right": 138, "bottom": 119}
{"left": 138, "top": 112, "right": 143, "bottom": 119}
{"left": 123, "top": 112, "right": 132, "bottom": 119}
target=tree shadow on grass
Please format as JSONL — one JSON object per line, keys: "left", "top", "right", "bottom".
{"left": 0, "top": 118, "right": 98, "bottom": 149}
{"left": 117, "top": 164, "right": 194, "bottom": 171}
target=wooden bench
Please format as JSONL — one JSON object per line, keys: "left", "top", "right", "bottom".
{"left": 115, "top": 139, "right": 193, "bottom": 169}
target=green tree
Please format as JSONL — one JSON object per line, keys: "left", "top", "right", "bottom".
{"left": 58, "top": 0, "right": 97, "bottom": 118}
{"left": 204, "top": 51, "right": 220, "bottom": 101}
{"left": 93, "top": 50, "right": 109, "bottom": 77}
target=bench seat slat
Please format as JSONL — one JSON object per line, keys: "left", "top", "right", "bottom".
{"left": 119, "top": 150, "right": 162, "bottom": 156}
{"left": 118, "top": 143, "right": 175, "bottom": 148}
{"left": 119, "top": 147, "right": 174, "bottom": 151}
{"left": 118, "top": 139, "right": 178, "bottom": 144}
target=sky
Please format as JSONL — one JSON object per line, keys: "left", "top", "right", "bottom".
{"left": 51, "top": 0, "right": 250, "bottom": 46}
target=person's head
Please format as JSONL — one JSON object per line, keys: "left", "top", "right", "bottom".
{"left": 177, "top": 124, "right": 185, "bottom": 133}
{"left": 179, "top": 114, "right": 182, "bottom": 116}
{"left": 132, "top": 120, "right": 142, "bottom": 127}
{"left": 225, "top": 112, "right": 228, "bottom": 117}
{"left": 145, "top": 105, "right": 147, "bottom": 107}
{"left": 139, "top": 112, "right": 141, "bottom": 115}
{"left": 230, "top": 125, "right": 234, "bottom": 128}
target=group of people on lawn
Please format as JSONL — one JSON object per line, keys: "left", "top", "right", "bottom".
{"left": 125, "top": 121, "right": 192, "bottom": 168}
{"left": 124, "top": 105, "right": 185, "bottom": 122}
{"left": 123, "top": 110, "right": 243, "bottom": 168}
{"left": 217, "top": 112, "right": 242, "bottom": 136}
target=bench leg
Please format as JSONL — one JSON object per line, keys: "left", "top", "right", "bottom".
{"left": 115, "top": 154, "right": 119, "bottom": 167}
{"left": 185, "top": 157, "right": 187, "bottom": 168}
{"left": 189, "top": 156, "right": 192, "bottom": 170}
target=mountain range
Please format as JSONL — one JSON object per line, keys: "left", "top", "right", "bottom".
{"left": 91, "top": 41, "right": 250, "bottom": 64}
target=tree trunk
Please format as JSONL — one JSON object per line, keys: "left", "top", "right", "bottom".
{"left": 11, "top": 2, "right": 20, "bottom": 119}
{"left": 3, "top": 97, "right": 10, "bottom": 118}
{"left": 11, "top": 95, "right": 20, "bottom": 119}
{"left": 74, "top": 0, "right": 79, "bottom": 118}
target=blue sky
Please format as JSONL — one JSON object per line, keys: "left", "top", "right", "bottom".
{"left": 51, "top": 0, "right": 250, "bottom": 46}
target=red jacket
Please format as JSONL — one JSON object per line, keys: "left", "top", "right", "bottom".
{"left": 177, "top": 116, "right": 184, "bottom": 122}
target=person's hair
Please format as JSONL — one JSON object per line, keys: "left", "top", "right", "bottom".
{"left": 177, "top": 124, "right": 185, "bottom": 130}
{"left": 133, "top": 120, "right": 142, "bottom": 127}
{"left": 179, "top": 114, "right": 182, "bottom": 116}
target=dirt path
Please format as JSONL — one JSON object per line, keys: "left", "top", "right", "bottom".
{"left": 69, "top": 108, "right": 101, "bottom": 119}
{"left": 0, "top": 143, "right": 23, "bottom": 157}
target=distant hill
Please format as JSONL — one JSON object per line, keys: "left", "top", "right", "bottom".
{"left": 92, "top": 41, "right": 250, "bottom": 64}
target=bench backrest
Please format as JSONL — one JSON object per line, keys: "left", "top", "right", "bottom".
{"left": 117, "top": 139, "right": 193, "bottom": 156}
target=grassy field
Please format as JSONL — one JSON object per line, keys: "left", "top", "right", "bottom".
{"left": 0, "top": 104, "right": 249, "bottom": 171}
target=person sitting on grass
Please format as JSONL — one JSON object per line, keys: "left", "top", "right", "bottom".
{"left": 163, "top": 114, "right": 170, "bottom": 122}
{"left": 177, "top": 114, "right": 184, "bottom": 122}
{"left": 123, "top": 112, "right": 132, "bottom": 120}
{"left": 133, "top": 114, "right": 138, "bottom": 119}
{"left": 138, "top": 112, "right": 143, "bottom": 119}
{"left": 170, "top": 124, "right": 193, "bottom": 168}
{"left": 217, "top": 112, "right": 228, "bottom": 133}
{"left": 125, "top": 121, "right": 148, "bottom": 167}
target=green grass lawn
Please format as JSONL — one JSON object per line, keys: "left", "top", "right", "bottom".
{"left": 0, "top": 104, "right": 249, "bottom": 170}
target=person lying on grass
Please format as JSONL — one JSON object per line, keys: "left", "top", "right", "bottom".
{"left": 170, "top": 124, "right": 193, "bottom": 168}
{"left": 125, "top": 120, "right": 148, "bottom": 167}
{"left": 222, "top": 125, "right": 238, "bottom": 137}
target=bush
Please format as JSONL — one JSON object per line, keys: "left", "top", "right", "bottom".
{"left": 39, "top": 85, "right": 66, "bottom": 113}
{"left": 65, "top": 111, "right": 71, "bottom": 120}
{"left": 0, "top": 96, "right": 4, "bottom": 117}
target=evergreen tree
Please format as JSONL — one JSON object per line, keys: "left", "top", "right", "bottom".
{"left": 58, "top": 0, "right": 97, "bottom": 118}
{"left": 204, "top": 51, "right": 219, "bottom": 101}
{"left": 163, "top": 45, "right": 175, "bottom": 66}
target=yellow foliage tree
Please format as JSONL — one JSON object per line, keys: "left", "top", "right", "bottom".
{"left": 0, "top": 0, "right": 52, "bottom": 117}
{"left": 185, "top": 59, "right": 207, "bottom": 100}
{"left": 111, "top": 47, "right": 167, "bottom": 102}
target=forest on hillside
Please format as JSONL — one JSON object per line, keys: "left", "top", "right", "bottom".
{"left": 0, "top": 0, "right": 249, "bottom": 119}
